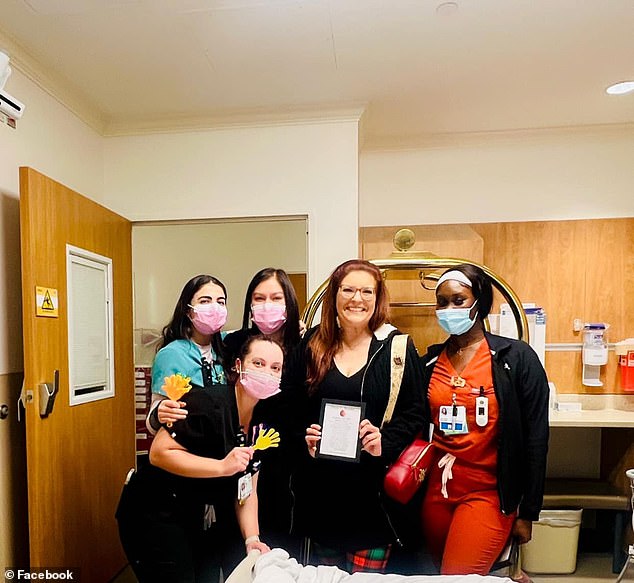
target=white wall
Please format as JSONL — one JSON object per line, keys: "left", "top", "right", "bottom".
{"left": 0, "top": 68, "right": 104, "bottom": 375}
{"left": 102, "top": 120, "right": 360, "bottom": 294}
{"left": 360, "top": 126, "right": 634, "bottom": 226}
{"left": 133, "top": 218, "right": 307, "bottom": 333}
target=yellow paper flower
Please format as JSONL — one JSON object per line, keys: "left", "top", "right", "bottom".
{"left": 162, "top": 373, "right": 192, "bottom": 401}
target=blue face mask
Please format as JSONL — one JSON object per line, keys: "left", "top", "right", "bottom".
{"left": 435, "top": 301, "right": 478, "bottom": 336}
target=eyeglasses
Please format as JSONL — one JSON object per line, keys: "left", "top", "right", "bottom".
{"left": 339, "top": 285, "right": 376, "bottom": 300}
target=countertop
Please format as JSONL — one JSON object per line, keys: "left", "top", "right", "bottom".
{"left": 549, "top": 393, "right": 634, "bottom": 427}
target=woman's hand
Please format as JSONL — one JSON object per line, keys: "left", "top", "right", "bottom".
{"left": 157, "top": 399, "right": 188, "bottom": 425}
{"left": 305, "top": 424, "right": 322, "bottom": 457}
{"left": 246, "top": 540, "right": 271, "bottom": 554}
{"left": 359, "top": 419, "right": 382, "bottom": 457}
{"left": 512, "top": 518, "right": 533, "bottom": 544}
{"left": 222, "top": 446, "right": 254, "bottom": 476}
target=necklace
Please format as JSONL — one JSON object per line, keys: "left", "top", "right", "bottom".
{"left": 451, "top": 337, "right": 484, "bottom": 356}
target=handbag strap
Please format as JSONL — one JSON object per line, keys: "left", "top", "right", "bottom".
{"left": 381, "top": 333, "right": 408, "bottom": 429}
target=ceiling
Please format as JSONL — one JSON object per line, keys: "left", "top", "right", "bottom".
{"left": 0, "top": 0, "right": 633, "bottom": 141}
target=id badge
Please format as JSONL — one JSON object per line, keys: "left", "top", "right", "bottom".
{"left": 237, "top": 472, "right": 253, "bottom": 505}
{"left": 475, "top": 396, "right": 489, "bottom": 427}
{"left": 439, "top": 405, "right": 469, "bottom": 435}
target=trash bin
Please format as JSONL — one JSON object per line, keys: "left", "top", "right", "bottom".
{"left": 522, "top": 509, "right": 583, "bottom": 574}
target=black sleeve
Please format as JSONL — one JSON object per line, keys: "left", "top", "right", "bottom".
{"left": 148, "top": 403, "right": 161, "bottom": 433}
{"left": 169, "top": 387, "right": 235, "bottom": 460}
{"left": 278, "top": 332, "right": 313, "bottom": 457}
{"left": 380, "top": 337, "right": 428, "bottom": 463}
{"left": 516, "top": 343, "right": 550, "bottom": 521}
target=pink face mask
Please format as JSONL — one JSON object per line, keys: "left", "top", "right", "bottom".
{"left": 239, "top": 366, "right": 281, "bottom": 400}
{"left": 251, "top": 302, "right": 287, "bottom": 334}
{"left": 188, "top": 303, "right": 227, "bottom": 335}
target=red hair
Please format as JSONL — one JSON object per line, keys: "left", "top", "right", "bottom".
{"left": 306, "top": 260, "right": 389, "bottom": 391}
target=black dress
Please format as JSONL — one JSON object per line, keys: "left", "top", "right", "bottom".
{"left": 285, "top": 326, "right": 427, "bottom": 556}
{"left": 292, "top": 365, "right": 396, "bottom": 551}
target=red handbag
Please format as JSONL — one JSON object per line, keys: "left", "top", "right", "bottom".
{"left": 383, "top": 437, "right": 435, "bottom": 504}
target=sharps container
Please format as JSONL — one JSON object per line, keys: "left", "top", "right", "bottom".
{"left": 522, "top": 509, "right": 583, "bottom": 574}
{"left": 615, "top": 339, "right": 634, "bottom": 392}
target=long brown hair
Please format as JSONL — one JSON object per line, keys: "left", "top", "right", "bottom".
{"left": 306, "top": 259, "right": 389, "bottom": 390}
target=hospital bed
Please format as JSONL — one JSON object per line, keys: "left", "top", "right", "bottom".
{"left": 225, "top": 549, "right": 512, "bottom": 583}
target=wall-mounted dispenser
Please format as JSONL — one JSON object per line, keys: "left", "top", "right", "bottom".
{"left": 582, "top": 323, "right": 609, "bottom": 387}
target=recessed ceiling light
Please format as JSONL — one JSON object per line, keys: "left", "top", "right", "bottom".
{"left": 606, "top": 81, "right": 634, "bottom": 95}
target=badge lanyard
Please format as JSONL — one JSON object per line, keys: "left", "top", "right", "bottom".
{"left": 439, "top": 392, "right": 468, "bottom": 435}
{"left": 236, "top": 430, "right": 253, "bottom": 505}
{"left": 236, "top": 427, "right": 267, "bottom": 505}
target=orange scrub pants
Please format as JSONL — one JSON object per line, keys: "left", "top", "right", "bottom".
{"left": 420, "top": 457, "right": 516, "bottom": 575}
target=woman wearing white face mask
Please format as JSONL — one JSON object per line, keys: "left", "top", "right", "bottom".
{"left": 117, "top": 336, "right": 283, "bottom": 583}
{"left": 418, "top": 264, "right": 549, "bottom": 579}
{"left": 224, "top": 268, "right": 305, "bottom": 555}
{"left": 146, "top": 274, "right": 229, "bottom": 433}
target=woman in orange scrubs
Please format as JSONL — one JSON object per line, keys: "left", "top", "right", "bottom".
{"left": 419, "top": 264, "right": 549, "bottom": 576}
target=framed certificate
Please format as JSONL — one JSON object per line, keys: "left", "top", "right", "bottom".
{"left": 316, "top": 398, "right": 365, "bottom": 463}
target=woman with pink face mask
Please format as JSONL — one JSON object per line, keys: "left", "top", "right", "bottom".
{"left": 117, "top": 335, "right": 284, "bottom": 583}
{"left": 224, "top": 268, "right": 304, "bottom": 556}
{"left": 146, "top": 274, "right": 229, "bottom": 433}
{"left": 224, "top": 267, "right": 302, "bottom": 365}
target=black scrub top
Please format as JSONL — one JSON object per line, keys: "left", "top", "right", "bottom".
{"left": 142, "top": 384, "right": 242, "bottom": 507}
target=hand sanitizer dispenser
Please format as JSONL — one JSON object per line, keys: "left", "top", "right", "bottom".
{"left": 582, "top": 323, "right": 609, "bottom": 386}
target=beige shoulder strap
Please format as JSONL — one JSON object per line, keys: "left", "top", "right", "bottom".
{"left": 381, "top": 333, "right": 408, "bottom": 428}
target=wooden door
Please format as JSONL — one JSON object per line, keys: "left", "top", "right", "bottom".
{"left": 20, "top": 167, "right": 135, "bottom": 582}
{"left": 287, "top": 272, "right": 307, "bottom": 314}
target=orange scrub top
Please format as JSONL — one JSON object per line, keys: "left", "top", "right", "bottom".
{"left": 427, "top": 339, "right": 499, "bottom": 472}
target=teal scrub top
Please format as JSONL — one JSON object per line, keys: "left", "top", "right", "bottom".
{"left": 151, "top": 337, "right": 226, "bottom": 395}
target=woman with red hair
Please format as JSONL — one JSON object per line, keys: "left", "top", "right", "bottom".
{"left": 286, "top": 259, "right": 426, "bottom": 573}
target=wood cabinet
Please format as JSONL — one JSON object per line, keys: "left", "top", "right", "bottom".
{"left": 360, "top": 224, "right": 484, "bottom": 358}
{"left": 361, "top": 217, "right": 634, "bottom": 394}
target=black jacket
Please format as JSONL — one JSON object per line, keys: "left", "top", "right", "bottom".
{"left": 284, "top": 324, "right": 427, "bottom": 549}
{"left": 420, "top": 332, "right": 549, "bottom": 521}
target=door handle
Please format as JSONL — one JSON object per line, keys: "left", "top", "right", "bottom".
{"left": 39, "top": 369, "right": 59, "bottom": 417}
{"left": 0, "top": 403, "right": 8, "bottom": 420}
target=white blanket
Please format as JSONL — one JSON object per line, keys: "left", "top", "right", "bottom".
{"left": 243, "top": 549, "right": 511, "bottom": 583}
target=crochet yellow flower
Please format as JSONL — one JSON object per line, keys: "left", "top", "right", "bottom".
{"left": 162, "top": 373, "right": 192, "bottom": 402}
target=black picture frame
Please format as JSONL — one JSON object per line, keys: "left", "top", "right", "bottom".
{"left": 316, "top": 398, "right": 365, "bottom": 463}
